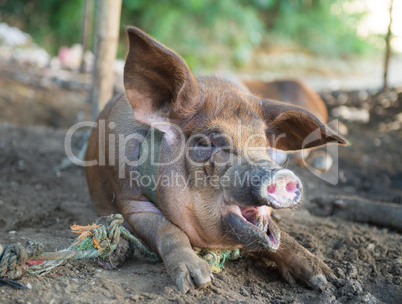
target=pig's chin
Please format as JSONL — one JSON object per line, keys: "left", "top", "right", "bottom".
{"left": 223, "top": 204, "right": 280, "bottom": 252}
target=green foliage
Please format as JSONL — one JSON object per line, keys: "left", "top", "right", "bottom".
{"left": 120, "top": 0, "right": 264, "bottom": 70}
{"left": 268, "top": 0, "right": 372, "bottom": 57}
{"left": 0, "top": 0, "right": 375, "bottom": 70}
{"left": 0, "top": 0, "right": 82, "bottom": 55}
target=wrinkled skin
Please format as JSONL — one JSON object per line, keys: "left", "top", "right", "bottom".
{"left": 85, "top": 27, "right": 347, "bottom": 293}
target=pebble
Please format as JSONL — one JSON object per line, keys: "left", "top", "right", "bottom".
{"left": 338, "top": 121, "right": 349, "bottom": 135}
{"left": 341, "top": 279, "right": 363, "bottom": 295}
{"left": 130, "top": 295, "right": 141, "bottom": 301}
{"left": 335, "top": 267, "right": 346, "bottom": 279}
{"left": 344, "top": 262, "right": 359, "bottom": 279}
{"left": 9, "top": 230, "right": 16, "bottom": 234}
{"left": 358, "top": 90, "right": 369, "bottom": 101}
{"left": 309, "top": 150, "right": 333, "bottom": 172}
{"left": 0, "top": 23, "right": 30, "bottom": 47}
{"left": 26, "top": 283, "right": 32, "bottom": 289}
{"left": 334, "top": 199, "right": 347, "bottom": 208}
{"left": 366, "top": 243, "right": 375, "bottom": 251}
{"left": 17, "top": 160, "right": 25, "bottom": 171}
{"left": 337, "top": 93, "right": 348, "bottom": 104}
{"left": 331, "top": 106, "right": 370, "bottom": 123}
{"left": 350, "top": 292, "right": 379, "bottom": 304}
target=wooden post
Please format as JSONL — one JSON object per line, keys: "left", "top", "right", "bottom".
{"left": 79, "top": 0, "right": 94, "bottom": 74}
{"left": 383, "top": 0, "right": 394, "bottom": 91}
{"left": 90, "top": 0, "right": 122, "bottom": 120}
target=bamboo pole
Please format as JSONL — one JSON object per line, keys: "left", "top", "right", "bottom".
{"left": 79, "top": 0, "right": 94, "bottom": 74}
{"left": 90, "top": 0, "right": 122, "bottom": 120}
{"left": 383, "top": 0, "right": 394, "bottom": 91}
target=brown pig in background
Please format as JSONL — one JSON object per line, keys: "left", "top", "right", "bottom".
{"left": 243, "top": 79, "right": 333, "bottom": 170}
{"left": 85, "top": 27, "right": 347, "bottom": 293}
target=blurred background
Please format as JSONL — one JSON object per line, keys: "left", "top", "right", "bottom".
{"left": 1, "top": 0, "right": 401, "bottom": 88}
{"left": 0, "top": 0, "right": 401, "bottom": 127}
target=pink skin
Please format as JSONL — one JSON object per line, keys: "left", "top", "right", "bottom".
{"left": 267, "top": 177, "right": 299, "bottom": 203}
{"left": 263, "top": 170, "right": 302, "bottom": 209}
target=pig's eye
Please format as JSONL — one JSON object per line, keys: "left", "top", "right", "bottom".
{"left": 193, "top": 140, "right": 214, "bottom": 162}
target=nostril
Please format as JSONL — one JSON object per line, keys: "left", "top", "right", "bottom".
{"left": 267, "top": 184, "right": 276, "bottom": 194}
{"left": 286, "top": 182, "right": 298, "bottom": 193}
{"left": 261, "top": 169, "right": 303, "bottom": 208}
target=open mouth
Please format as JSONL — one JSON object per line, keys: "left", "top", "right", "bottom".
{"left": 222, "top": 169, "right": 302, "bottom": 251}
{"left": 240, "top": 206, "right": 280, "bottom": 249}
{"left": 224, "top": 204, "right": 281, "bottom": 251}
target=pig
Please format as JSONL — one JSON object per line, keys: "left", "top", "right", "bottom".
{"left": 241, "top": 79, "right": 328, "bottom": 123}
{"left": 242, "top": 79, "right": 332, "bottom": 170}
{"left": 85, "top": 27, "right": 347, "bottom": 293}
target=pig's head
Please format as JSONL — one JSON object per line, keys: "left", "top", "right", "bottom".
{"left": 124, "top": 27, "right": 347, "bottom": 253}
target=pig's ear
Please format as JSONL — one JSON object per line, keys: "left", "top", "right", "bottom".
{"left": 124, "top": 27, "right": 199, "bottom": 127}
{"left": 260, "top": 99, "right": 348, "bottom": 151}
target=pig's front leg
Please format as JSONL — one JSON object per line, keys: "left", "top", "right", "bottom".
{"left": 261, "top": 232, "right": 335, "bottom": 289}
{"left": 118, "top": 200, "right": 212, "bottom": 293}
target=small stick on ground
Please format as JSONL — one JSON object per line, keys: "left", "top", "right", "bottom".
{"left": 310, "top": 196, "right": 402, "bottom": 231}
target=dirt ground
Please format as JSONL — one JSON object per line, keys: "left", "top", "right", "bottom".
{"left": 0, "top": 66, "right": 401, "bottom": 303}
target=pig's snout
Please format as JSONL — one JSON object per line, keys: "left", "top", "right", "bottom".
{"left": 256, "top": 169, "right": 302, "bottom": 209}
{"left": 222, "top": 168, "right": 301, "bottom": 252}
{"left": 226, "top": 166, "right": 302, "bottom": 209}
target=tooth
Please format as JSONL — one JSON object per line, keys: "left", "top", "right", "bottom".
{"left": 262, "top": 218, "right": 268, "bottom": 233}
{"left": 255, "top": 215, "right": 263, "bottom": 230}
{"left": 255, "top": 214, "right": 268, "bottom": 232}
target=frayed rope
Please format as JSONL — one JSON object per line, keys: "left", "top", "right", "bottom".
{"left": 0, "top": 214, "right": 240, "bottom": 285}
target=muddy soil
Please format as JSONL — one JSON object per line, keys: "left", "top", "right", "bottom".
{"left": 0, "top": 69, "right": 401, "bottom": 303}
